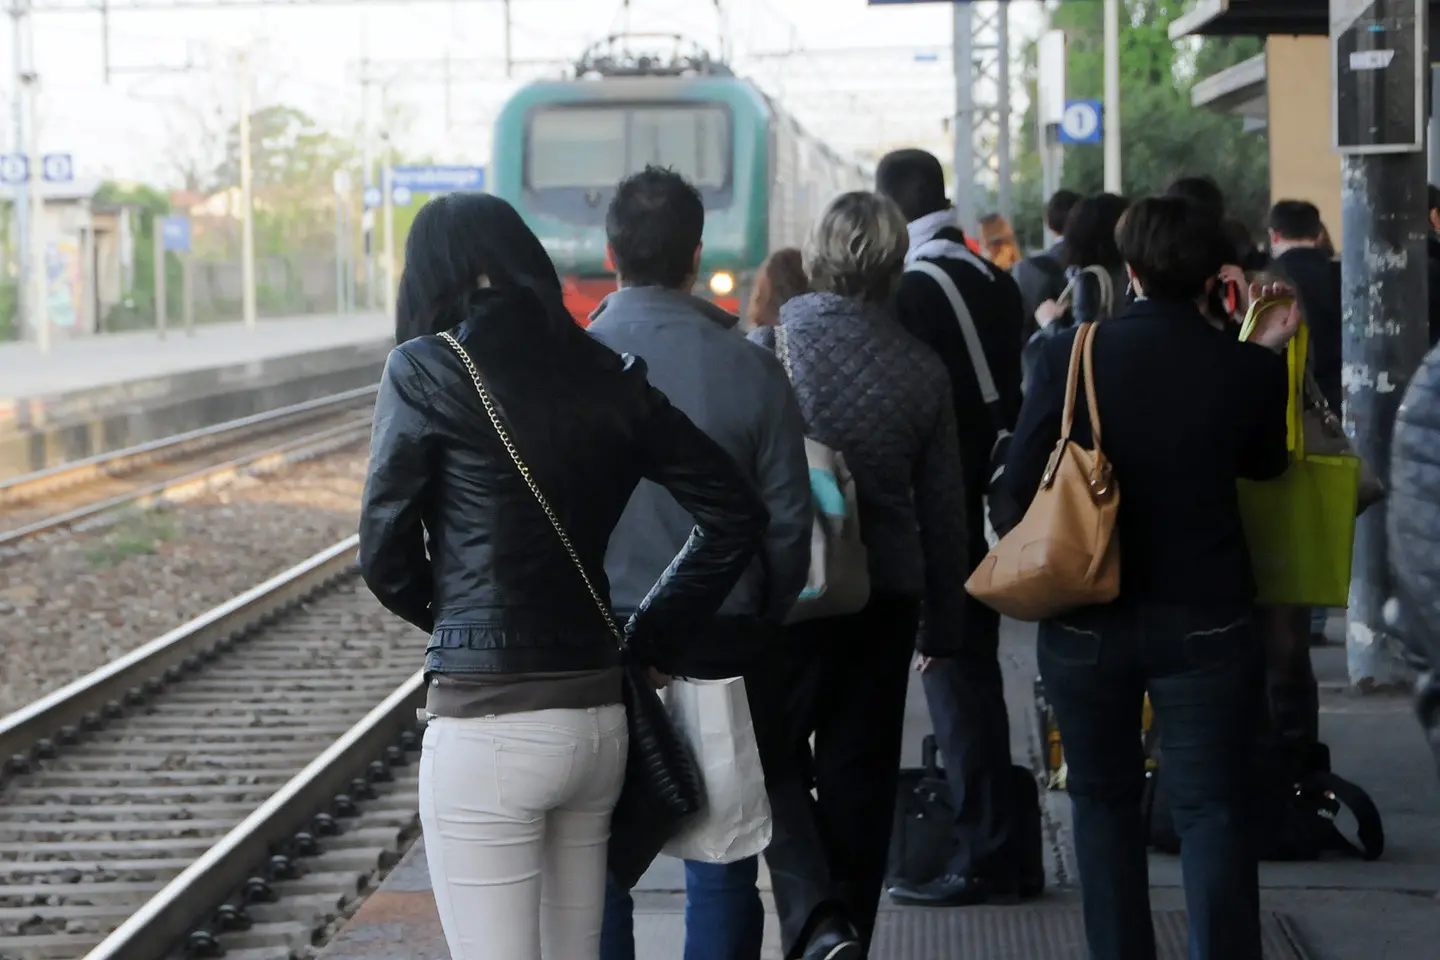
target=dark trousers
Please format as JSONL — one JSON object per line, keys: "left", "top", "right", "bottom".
{"left": 753, "top": 593, "right": 921, "bottom": 958}
{"left": 1258, "top": 605, "right": 1319, "bottom": 747}
{"left": 601, "top": 858, "right": 763, "bottom": 960}
{"left": 1037, "top": 603, "right": 1264, "bottom": 960}
{"left": 922, "top": 600, "right": 1015, "bottom": 879}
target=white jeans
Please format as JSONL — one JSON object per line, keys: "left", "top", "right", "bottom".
{"left": 419, "top": 705, "right": 628, "bottom": 960}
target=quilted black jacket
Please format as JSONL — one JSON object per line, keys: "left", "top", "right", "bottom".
{"left": 749, "top": 292, "right": 970, "bottom": 655}
{"left": 359, "top": 290, "right": 769, "bottom": 677}
{"left": 1389, "top": 342, "right": 1440, "bottom": 774}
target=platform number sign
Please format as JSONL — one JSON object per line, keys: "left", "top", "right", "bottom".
{"left": 41, "top": 153, "right": 73, "bottom": 182}
{"left": 1058, "top": 100, "right": 1102, "bottom": 145}
{"left": 1332, "top": 0, "right": 1424, "bottom": 153}
{"left": 0, "top": 154, "right": 27, "bottom": 184}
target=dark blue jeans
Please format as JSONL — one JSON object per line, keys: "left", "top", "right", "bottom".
{"left": 600, "top": 858, "right": 764, "bottom": 960}
{"left": 1038, "top": 603, "right": 1265, "bottom": 960}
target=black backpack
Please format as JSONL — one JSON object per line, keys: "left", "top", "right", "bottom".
{"left": 1143, "top": 739, "right": 1384, "bottom": 862}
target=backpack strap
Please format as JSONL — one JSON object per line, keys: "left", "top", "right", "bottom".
{"left": 1306, "top": 770, "right": 1385, "bottom": 861}
{"left": 905, "top": 260, "right": 1007, "bottom": 439}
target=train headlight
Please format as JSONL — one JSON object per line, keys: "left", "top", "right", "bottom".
{"left": 709, "top": 271, "right": 736, "bottom": 296}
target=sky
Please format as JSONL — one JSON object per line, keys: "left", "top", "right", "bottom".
{"left": 7, "top": 0, "right": 1046, "bottom": 188}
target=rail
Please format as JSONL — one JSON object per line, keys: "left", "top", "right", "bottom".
{"left": 0, "top": 384, "right": 378, "bottom": 506}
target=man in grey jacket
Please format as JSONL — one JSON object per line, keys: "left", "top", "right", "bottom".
{"left": 588, "top": 166, "right": 813, "bottom": 960}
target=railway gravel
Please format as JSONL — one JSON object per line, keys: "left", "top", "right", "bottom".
{"left": 0, "top": 451, "right": 369, "bottom": 718}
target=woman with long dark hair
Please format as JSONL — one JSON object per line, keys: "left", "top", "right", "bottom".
{"left": 359, "top": 192, "right": 768, "bottom": 960}
{"left": 1024, "top": 193, "right": 1130, "bottom": 388}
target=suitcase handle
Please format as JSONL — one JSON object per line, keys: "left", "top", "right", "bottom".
{"left": 922, "top": 734, "right": 940, "bottom": 775}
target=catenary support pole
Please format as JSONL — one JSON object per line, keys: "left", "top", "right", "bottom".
{"left": 1102, "top": 0, "right": 1121, "bottom": 193}
{"left": 951, "top": 0, "right": 975, "bottom": 233}
{"left": 1341, "top": 155, "right": 1432, "bottom": 688}
{"left": 152, "top": 221, "right": 167, "bottom": 339}
{"left": 997, "top": 1, "right": 1012, "bottom": 223}
{"left": 24, "top": 58, "right": 44, "bottom": 354}
{"left": 238, "top": 50, "right": 256, "bottom": 332}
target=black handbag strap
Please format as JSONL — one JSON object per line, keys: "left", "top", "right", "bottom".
{"left": 437, "top": 330, "right": 627, "bottom": 653}
{"left": 1305, "top": 770, "right": 1385, "bottom": 861}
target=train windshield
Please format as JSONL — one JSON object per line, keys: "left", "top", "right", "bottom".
{"left": 527, "top": 104, "right": 731, "bottom": 190}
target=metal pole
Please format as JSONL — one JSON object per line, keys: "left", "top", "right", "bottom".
{"left": 182, "top": 252, "right": 194, "bottom": 335}
{"left": 12, "top": 0, "right": 30, "bottom": 347}
{"left": 360, "top": 66, "right": 376, "bottom": 310}
{"left": 1102, "top": 0, "right": 1122, "bottom": 193}
{"left": 24, "top": 61, "right": 45, "bottom": 354}
{"left": 1342, "top": 153, "right": 1431, "bottom": 689}
{"left": 152, "top": 220, "right": 167, "bottom": 339}
{"left": 951, "top": 1, "right": 975, "bottom": 233}
{"left": 503, "top": 0, "right": 512, "bottom": 79}
{"left": 1340, "top": 0, "right": 1432, "bottom": 687}
{"left": 237, "top": 50, "right": 256, "bottom": 332}
{"left": 381, "top": 139, "right": 395, "bottom": 322}
{"left": 334, "top": 182, "right": 345, "bottom": 315}
{"left": 997, "top": 1, "right": 1012, "bottom": 224}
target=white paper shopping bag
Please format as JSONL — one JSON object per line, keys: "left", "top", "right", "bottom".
{"left": 661, "top": 677, "right": 772, "bottom": 863}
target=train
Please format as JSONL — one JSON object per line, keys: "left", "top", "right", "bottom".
{"left": 489, "top": 36, "right": 870, "bottom": 326}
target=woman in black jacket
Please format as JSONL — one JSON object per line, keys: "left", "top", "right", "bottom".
{"left": 1024, "top": 193, "right": 1130, "bottom": 390}
{"left": 999, "top": 196, "right": 1299, "bottom": 960}
{"left": 358, "top": 193, "right": 768, "bottom": 960}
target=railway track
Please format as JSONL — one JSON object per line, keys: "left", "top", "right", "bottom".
{"left": 0, "top": 387, "right": 379, "bottom": 549}
{"left": 0, "top": 538, "right": 428, "bottom": 960}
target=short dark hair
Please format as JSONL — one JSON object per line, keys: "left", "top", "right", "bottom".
{"left": 875, "top": 149, "right": 949, "bottom": 222}
{"left": 1117, "top": 196, "right": 1228, "bottom": 302}
{"left": 1428, "top": 184, "right": 1440, "bottom": 215}
{"left": 1269, "top": 200, "right": 1323, "bottom": 241}
{"left": 1045, "top": 189, "right": 1082, "bottom": 235}
{"left": 1060, "top": 193, "right": 1129, "bottom": 270}
{"left": 606, "top": 166, "right": 704, "bottom": 288}
{"left": 1165, "top": 175, "right": 1225, "bottom": 221}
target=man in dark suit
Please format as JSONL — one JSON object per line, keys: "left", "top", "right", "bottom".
{"left": 876, "top": 148, "right": 1029, "bottom": 907}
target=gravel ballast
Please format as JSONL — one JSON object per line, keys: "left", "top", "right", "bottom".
{"left": 0, "top": 451, "right": 370, "bottom": 717}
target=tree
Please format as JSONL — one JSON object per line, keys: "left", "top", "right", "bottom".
{"left": 1008, "top": 0, "right": 1267, "bottom": 249}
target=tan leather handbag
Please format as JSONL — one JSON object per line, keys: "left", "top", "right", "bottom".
{"left": 965, "top": 322, "right": 1120, "bottom": 621}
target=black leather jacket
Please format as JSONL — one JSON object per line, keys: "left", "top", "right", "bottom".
{"left": 358, "top": 292, "right": 769, "bottom": 678}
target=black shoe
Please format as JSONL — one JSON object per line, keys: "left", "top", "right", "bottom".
{"left": 801, "top": 917, "right": 862, "bottom": 960}
{"left": 887, "top": 873, "right": 989, "bottom": 907}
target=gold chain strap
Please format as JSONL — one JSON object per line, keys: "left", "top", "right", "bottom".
{"left": 436, "top": 331, "right": 627, "bottom": 651}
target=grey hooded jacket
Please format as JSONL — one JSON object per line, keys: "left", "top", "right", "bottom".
{"left": 588, "top": 286, "right": 813, "bottom": 633}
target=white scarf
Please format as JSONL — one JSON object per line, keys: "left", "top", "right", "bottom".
{"left": 905, "top": 208, "right": 995, "bottom": 281}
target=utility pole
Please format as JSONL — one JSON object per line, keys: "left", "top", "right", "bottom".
{"left": 951, "top": 0, "right": 974, "bottom": 233}
{"left": 24, "top": 55, "right": 44, "bottom": 354}
{"left": 10, "top": 0, "right": 34, "bottom": 349}
{"left": 996, "top": 2, "right": 1011, "bottom": 222}
{"left": 237, "top": 49, "right": 257, "bottom": 332}
{"left": 380, "top": 89, "right": 395, "bottom": 322}
{"left": 1332, "top": 0, "right": 1430, "bottom": 689}
{"left": 1102, "top": 0, "right": 1121, "bottom": 193}
{"left": 503, "top": 0, "right": 512, "bottom": 78}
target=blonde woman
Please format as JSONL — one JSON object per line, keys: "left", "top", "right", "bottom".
{"left": 745, "top": 191, "right": 970, "bottom": 960}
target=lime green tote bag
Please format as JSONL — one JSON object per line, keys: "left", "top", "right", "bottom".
{"left": 1236, "top": 318, "right": 1359, "bottom": 608}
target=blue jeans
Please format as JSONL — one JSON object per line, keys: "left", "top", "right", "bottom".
{"left": 1038, "top": 603, "right": 1264, "bottom": 960}
{"left": 600, "top": 858, "right": 764, "bottom": 960}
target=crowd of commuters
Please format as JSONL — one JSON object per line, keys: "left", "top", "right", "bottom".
{"left": 352, "top": 144, "right": 1440, "bottom": 960}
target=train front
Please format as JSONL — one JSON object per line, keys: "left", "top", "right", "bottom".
{"left": 490, "top": 73, "right": 767, "bottom": 327}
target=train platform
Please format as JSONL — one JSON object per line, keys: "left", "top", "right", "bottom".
{"left": 315, "top": 615, "right": 1440, "bottom": 960}
{"left": 0, "top": 312, "right": 392, "bottom": 480}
